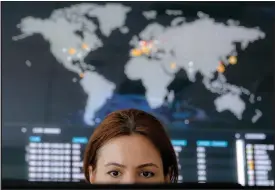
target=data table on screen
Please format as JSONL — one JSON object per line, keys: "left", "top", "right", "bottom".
{"left": 235, "top": 133, "right": 274, "bottom": 186}
{"left": 2, "top": 125, "right": 274, "bottom": 186}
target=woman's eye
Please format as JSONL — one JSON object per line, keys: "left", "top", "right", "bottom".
{"left": 140, "top": 171, "right": 155, "bottom": 178}
{"left": 108, "top": 171, "right": 121, "bottom": 178}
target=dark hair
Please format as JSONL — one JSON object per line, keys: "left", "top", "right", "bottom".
{"left": 83, "top": 109, "right": 178, "bottom": 183}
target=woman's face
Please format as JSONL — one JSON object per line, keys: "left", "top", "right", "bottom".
{"left": 89, "top": 134, "right": 169, "bottom": 184}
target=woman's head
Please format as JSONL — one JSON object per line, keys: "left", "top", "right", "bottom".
{"left": 83, "top": 109, "right": 178, "bottom": 184}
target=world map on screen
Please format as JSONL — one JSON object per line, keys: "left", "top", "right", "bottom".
{"left": 12, "top": 3, "right": 267, "bottom": 127}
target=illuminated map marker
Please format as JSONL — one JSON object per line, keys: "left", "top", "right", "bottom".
{"left": 139, "top": 40, "right": 146, "bottom": 46}
{"left": 228, "top": 56, "right": 237, "bottom": 65}
{"left": 68, "top": 48, "right": 76, "bottom": 55}
{"left": 131, "top": 49, "right": 142, "bottom": 57}
{"left": 82, "top": 43, "right": 89, "bottom": 50}
{"left": 170, "top": 62, "right": 177, "bottom": 69}
{"left": 217, "top": 62, "right": 225, "bottom": 73}
{"left": 141, "top": 46, "right": 150, "bottom": 55}
{"left": 79, "top": 73, "right": 85, "bottom": 78}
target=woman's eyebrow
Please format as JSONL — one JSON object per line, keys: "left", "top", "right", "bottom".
{"left": 137, "top": 163, "right": 159, "bottom": 168}
{"left": 105, "top": 162, "right": 126, "bottom": 168}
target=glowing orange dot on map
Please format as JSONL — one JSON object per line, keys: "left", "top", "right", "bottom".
{"left": 170, "top": 62, "right": 177, "bottom": 69}
{"left": 82, "top": 43, "right": 89, "bottom": 50}
{"left": 217, "top": 63, "right": 225, "bottom": 73}
{"left": 228, "top": 56, "right": 237, "bottom": 65}
{"left": 141, "top": 46, "right": 150, "bottom": 55}
{"left": 79, "top": 73, "right": 85, "bottom": 78}
{"left": 68, "top": 48, "right": 76, "bottom": 55}
{"left": 131, "top": 49, "right": 142, "bottom": 57}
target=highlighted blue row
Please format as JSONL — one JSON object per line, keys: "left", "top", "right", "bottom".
{"left": 197, "top": 140, "right": 228, "bottom": 147}
{"left": 29, "top": 136, "right": 41, "bottom": 142}
{"left": 72, "top": 137, "right": 88, "bottom": 144}
{"left": 171, "top": 140, "right": 187, "bottom": 146}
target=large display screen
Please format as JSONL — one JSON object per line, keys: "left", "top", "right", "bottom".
{"left": 2, "top": 1, "right": 274, "bottom": 186}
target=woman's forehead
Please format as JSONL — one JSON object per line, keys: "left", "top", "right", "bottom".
{"left": 96, "top": 134, "right": 163, "bottom": 167}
